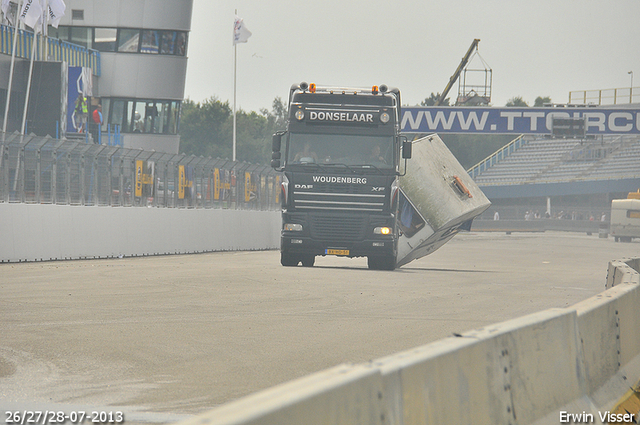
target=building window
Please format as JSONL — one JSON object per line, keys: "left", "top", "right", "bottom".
{"left": 71, "top": 9, "right": 84, "bottom": 20}
{"left": 52, "top": 26, "right": 187, "bottom": 56}
{"left": 94, "top": 28, "right": 117, "bottom": 52}
{"left": 118, "top": 29, "right": 140, "bottom": 52}
{"left": 106, "top": 98, "right": 181, "bottom": 135}
{"left": 141, "top": 30, "right": 160, "bottom": 54}
{"left": 176, "top": 32, "right": 187, "bottom": 56}
{"left": 50, "top": 26, "right": 69, "bottom": 41}
{"left": 160, "top": 31, "right": 176, "bottom": 54}
{"left": 69, "top": 27, "right": 92, "bottom": 49}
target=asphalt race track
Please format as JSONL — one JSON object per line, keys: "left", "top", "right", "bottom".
{"left": 1, "top": 231, "right": 638, "bottom": 423}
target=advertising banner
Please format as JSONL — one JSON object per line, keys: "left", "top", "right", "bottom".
{"left": 178, "top": 165, "right": 194, "bottom": 201}
{"left": 134, "top": 160, "right": 154, "bottom": 198}
{"left": 244, "top": 172, "right": 257, "bottom": 203}
{"left": 401, "top": 107, "right": 640, "bottom": 135}
{"left": 213, "top": 168, "right": 221, "bottom": 200}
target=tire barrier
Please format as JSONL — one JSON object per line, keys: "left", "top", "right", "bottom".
{"left": 177, "top": 258, "right": 640, "bottom": 425}
{"left": 0, "top": 203, "right": 281, "bottom": 262}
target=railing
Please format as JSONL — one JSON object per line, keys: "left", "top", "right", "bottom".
{"left": 569, "top": 87, "right": 640, "bottom": 105}
{"left": 0, "top": 131, "right": 280, "bottom": 210}
{"left": 467, "top": 134, "right": 526, "bottom": 179}
{"left": 0, "top": 23, "right": 100, "bottom": 76}
{"left": 64, "top": 123, "right": 123, "bottom": 147}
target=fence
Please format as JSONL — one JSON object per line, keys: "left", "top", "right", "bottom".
{"left": 569, "top": 87, "right": 640, "bottom": 106}
{"left": 0, "top": 23, "right": 100, "bottom": 76}
{"left": 0, "top": 131, "right": 281, "bottom": 211}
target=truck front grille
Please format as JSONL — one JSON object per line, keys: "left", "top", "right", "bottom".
{"left": 293, "top": 191, "right": 385, "bottom": 212}
{"left": 310, "top": 214, "right": 367, "bottom": 241}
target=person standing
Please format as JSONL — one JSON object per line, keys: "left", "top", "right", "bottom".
{"left": 92, "top": 104, "right": 103, "bottom": 143}
{"left": 74, "top": 95, "right": 88, "bottom": 132}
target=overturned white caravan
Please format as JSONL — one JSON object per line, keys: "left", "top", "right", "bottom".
{"left": 396, "top": 134, "right": 491, "bottom": 267}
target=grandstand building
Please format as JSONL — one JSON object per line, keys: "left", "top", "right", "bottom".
{"left": 0, "top": 0, "right": 193, "bottom": 154}
{"left": 469, "top": 132, "right": 640, "bottom": 221}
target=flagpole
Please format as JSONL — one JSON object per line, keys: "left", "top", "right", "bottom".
{"left": 43, "top": 0, "right": 48, "bottom": 61}
{"left": 21, "top": 28, "right": 37, "bottom": 134}
{"left": 233, "top": 39, "right": 237, "bottom": 162}
{"left": 2, "top": 0, "right": 22, "bottom": 136}
{"left": 232, "top": 9, "right": 237, "bottom": 162}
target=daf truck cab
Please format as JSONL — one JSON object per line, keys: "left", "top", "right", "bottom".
{"left": 271, "top": 83, "right": 411, "bottom": 270}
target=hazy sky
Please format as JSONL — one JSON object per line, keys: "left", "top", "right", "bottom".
{"left": 184, "top": 0, "right": 640, "bottom": 113}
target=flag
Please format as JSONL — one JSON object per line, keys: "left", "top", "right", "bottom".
{"left": 19, "top": 0, "right": 42, "bottom": 31}
{"left": 2, "top": 0, "right": 15, "bottom": 25}
{"left": 233, "top": 15, "right": 251, "bottom": 45}
{"left": 47, "top": 0, "right": 65, "bottom": 28}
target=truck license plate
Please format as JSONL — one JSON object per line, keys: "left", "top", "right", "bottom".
{"left": 326, "top": 249, "right": 349, "bottom": 256}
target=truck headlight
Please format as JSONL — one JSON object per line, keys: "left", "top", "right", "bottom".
{"left": 373, "top": 226, "right": 391, "bottom": 235}
{"left": 284, "top": 223, "right": 303, "bottom": 231}
{"left": 295, "top": 110, "right": 304, "bottom": 121}
{"left": 380, "top": 112, "right": 390, "bottom": 124}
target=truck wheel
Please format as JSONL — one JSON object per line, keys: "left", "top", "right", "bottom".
{"left": 281, "top": 253, "right": 300, "bottom": 267}
{"left": 301, "top": 255, "right": 315, "bottom": 267}
{"left": 368, "top": 255, "right": 396, "bottom": 271}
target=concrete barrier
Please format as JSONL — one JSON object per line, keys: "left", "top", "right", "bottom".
{"left": 377, "top": 309, "right": 584, "bottom": 424}
{"left": 176, "top": 257, "right": 640, "bottom": 425}
{"left": 0, "top": 203, "right": 281, "bottom": 262}
{"left": 177, "top": 364, "right": 385, "bottom": 425}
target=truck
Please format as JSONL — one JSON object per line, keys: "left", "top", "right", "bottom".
{"left": 610, "top": 190, "right": 640, "bottom": 242}
{"left": 271, "top": 82, "right": 491, "bottom": 270}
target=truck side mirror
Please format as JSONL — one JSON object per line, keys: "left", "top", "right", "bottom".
{"left": 271, "top": 132, "right": 285, "bottom": 169}
{"left": 402, "top": 140, "right": 412, "bottom": 159}
{"left": 272, "top": 132, "right": 283, "bottom": 152}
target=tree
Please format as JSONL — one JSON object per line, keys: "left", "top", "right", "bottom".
{"left": 179, "top": 97, "right": 232, "bottom": 159}
{"left": 179, "top": 96, "right": 288, "bottom": 164}
{"left": 260, "top": 97, "right": 288, "bottom": 131}
{"left": 534, "top": 96, "right": 551, "bottom": 107}
{"left": 421, "top": 92, "right": 450, "bottom": 106}
{"left": 505, "top": 96, "right": 528, "bottom": 107}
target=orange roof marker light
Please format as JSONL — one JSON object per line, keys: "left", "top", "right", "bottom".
{"left": 372, "top": 85, "right": 379, "bottom": 95}
{"left": 309, "top": 83, "right": 316, "bottom": 93}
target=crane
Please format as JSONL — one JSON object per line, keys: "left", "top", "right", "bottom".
{"left": 435, "top": 39, "right": 480, "bottom": 106}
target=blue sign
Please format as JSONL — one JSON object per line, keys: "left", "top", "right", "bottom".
{"left": 401, "top": 107, "right": 640, "bottom": 135}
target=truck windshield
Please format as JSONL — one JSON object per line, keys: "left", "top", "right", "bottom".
{"left": 288, "top": 133, "right": 394, "bottom": 169}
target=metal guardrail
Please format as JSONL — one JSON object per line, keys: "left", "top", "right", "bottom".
{"left": 467, "top": 134, "right": 526, "bottom": 179}
{"left": 569, "top": 87, "right": 640, "bottom": 105}
{"left": 0, "top": 23, "right": 100, "bottom": 76}
{"left": 0, "top": 132, "right": 281, "bottom": 210}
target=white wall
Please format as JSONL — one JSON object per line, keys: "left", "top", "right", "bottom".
{"left": 98, "top": 53, "right": 188, "bottom": 100}
{"left": 0, "top": 204, "right": 280, "bottom": 262}
{"left": 59, "top": 0, "right": 193, "bottom": 30}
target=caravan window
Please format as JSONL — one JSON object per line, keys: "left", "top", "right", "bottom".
{"left": 627, "top": 210, "right": 640, "bottom": 219}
